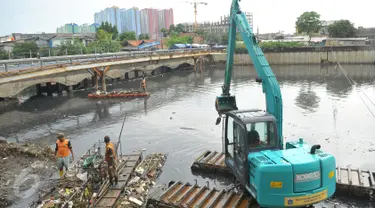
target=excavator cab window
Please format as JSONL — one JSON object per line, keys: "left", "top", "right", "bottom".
{"left": 245, "top": 121, "right": 277, "bottom": 150}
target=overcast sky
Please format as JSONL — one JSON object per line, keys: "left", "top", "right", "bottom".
{"left": 0, "top": 0, "right": 373, "bottom": 36}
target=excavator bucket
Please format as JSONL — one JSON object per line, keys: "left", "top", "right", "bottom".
{"left": 215, "top": 96, "right": 238, "bottom": 114}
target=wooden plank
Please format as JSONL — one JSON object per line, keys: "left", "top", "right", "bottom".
{"left": 369, "top": 170, "right": 375, "bottom": 187}
{"left": 208, "top": 152, "right": 223, "bottom": 165}
{"left": 358, "top": 169, "right": 364, "bottom": 186}
{"left": 95, "top": 151, "right": 142, "bottom": 208}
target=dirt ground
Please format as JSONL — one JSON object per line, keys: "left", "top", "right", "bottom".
{"left": 0, "top": 140, "right": 56, "bottom": 207}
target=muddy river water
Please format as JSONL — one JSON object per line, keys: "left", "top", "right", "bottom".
{"left": 1, "top": 64, "right": 375, "bottom": 207}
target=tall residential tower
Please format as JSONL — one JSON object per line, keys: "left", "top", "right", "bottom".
{"left": 120, "top": 7, "right": 141, "bottom": 38}
{"left": 94, "top": 6, "right": 122, "bottom": 32}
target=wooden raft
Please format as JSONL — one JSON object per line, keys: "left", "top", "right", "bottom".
{"left": 147, "top": 181, "right": 259, "bottom": 208}
{"left": 95, "top": 151, "right": 143, "bottom": 208}
{"left": 191, "top": 150, "right": 375, "bottom": 199}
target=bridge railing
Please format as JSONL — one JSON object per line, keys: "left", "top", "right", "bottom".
{"left": 0, "top": 48, "right": 224, "bottom": 73}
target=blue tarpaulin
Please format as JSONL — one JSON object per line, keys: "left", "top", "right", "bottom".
{"left": 168, "top": 44, "right": 193, "bottom": 50}
{"left": 138, "top": 41, "right": 160, "bottom": 49}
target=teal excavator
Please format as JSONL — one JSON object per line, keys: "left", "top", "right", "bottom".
{"left": 214, "top": 0, "right": 337, "bottom": 207}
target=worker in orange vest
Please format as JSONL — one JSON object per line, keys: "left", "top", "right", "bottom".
{"left": 104, "top": 136, "right": 118, "bottom": 186}
{"left": 141, "top": 76, "right": 147, "bottom": 92}
{"left": 55, "top": 133, "right": 75, "bottom": 178}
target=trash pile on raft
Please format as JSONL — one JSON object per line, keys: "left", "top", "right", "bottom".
{"left": 34, "top": 142, "right": 105, "bottom": 208}
{"left": 117, "top": 153, "right": 167, "bottom": 207}
{"left": 95, "top": 90, "right": 145, "bottom": 95}
{"left": 0, "top": 140, "right": 55, "bottom": 208}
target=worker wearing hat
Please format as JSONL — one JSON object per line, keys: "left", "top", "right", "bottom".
{"left": 104, "top": 136, "right": 118, "bottom": 186}
{"left": 55, "top": 133, "right": 74, "bottom": 178}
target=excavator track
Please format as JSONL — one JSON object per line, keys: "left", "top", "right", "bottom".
{"left": 191, "top": 150, "right": 375, "bottom": 200}
{"left": 146, "top": 181, "right": 259, "bottom": 208}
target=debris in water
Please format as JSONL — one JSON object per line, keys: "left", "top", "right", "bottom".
{"left": 117, "top": 153, "right": 167, "bottom": 207}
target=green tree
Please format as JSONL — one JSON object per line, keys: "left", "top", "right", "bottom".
{"left": 97, "top": 21, "right": 118, "bottom": 40}
{"left": 328, "top": 20, "right": 356, "bottom": 38}
{"left": 89, "top": 29, "right": 121, "bottom": 53}
{"left": 296, "top": 11, "right": 322, "bottom": 35}
{"left": 119, "top": 32, "right": 136, "bottom": 41}
{"left": 138, "top": 33, "right": 150, "bottom": 40}
{"left": 56, "top": 38, "right": 86, "bottom": 55}
{"left": 169, "top": 24, "right": 175, "bottom": 35}
{"left": 202, "top": 32, "right": 220, "bottom": 44}
{"left": 12, "top": 41, "right": 39, "bottom": 58}
{"left": 166, "top": 36, "right": 193, "bottom": 47}
{"left": 175, "top": 24, "right": 185, "bottom": 33}
{"left": 0, "top": 49, "right": 8, "bottom": 60}
{"left": 111, "top": 25, "right": 119, "bottom": 40}
{"left": 160, "top": 28, "right": 169, "bottom": 37}
{"left": 195, "top": 29, "right": 204, "bottom": 36}
{"left": 221, "top": 33, "right": 228, "bottom": 45}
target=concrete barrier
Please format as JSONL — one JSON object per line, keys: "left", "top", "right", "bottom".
{"left": 213, "top": 48, "right": 375, "bottom": 65}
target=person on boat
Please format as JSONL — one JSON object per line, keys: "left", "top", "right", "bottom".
{"left": 104, "top": 136, "right": 118, "bottom": 186}
{"left": 141, "top": 76, "right": 147, "bottom": 92}
{"left": 55, "top": 133, "right": 75, "bottom": 178}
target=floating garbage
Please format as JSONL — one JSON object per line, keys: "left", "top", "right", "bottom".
{"left": 117, "top": 153, "right": 167, "bottom": 207}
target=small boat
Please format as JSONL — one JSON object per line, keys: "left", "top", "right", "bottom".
{"left": 88, "top": 91, "right": 150, "bottom": 98}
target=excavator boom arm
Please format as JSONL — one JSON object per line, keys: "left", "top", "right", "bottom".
{"left": 217, "top": 0, "right": 283, "bottom": 146}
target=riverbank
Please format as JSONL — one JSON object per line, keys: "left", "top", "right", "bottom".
{"left": 0, "top": 141, "right": 55, "bottom": 207}
{"left": 212, "top": 46, "right": 375, "bottom": 65}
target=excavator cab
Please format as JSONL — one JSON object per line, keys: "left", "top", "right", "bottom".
{"left": 222, "top": 109, "right": 281, "bottom": 190}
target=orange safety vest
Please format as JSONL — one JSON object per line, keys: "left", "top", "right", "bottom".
{"left": 56, "top": 139, "right": 70, "bottom": 157}
{"left": 105, "top": 142, "right": 117, "bottom": 162}
{"left": 141, "top": 79, "right": 146, "bottom": 88}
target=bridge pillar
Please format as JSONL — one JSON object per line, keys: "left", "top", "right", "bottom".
{"left": 199, "top": 56, "right": 203, "bottom": 73}
{"left": 94, "top": 73, "right": 99, "bottom": 91}
{"left": 67, "top": 85, "right": 73, "bottom": 96}
{"left": 46, "top": 82, "right": 53, "bottom": 96}
{"left": 36, "top": 84, "right": 42, "bottom": 96}
{"left": 102, "top": 77, "right": 107, "bottom": 92}
{"left": 193, "top": 57, "right": 197, "bottom": 72}
{"left": 56, "top": 83, "right": 63, "bottom": 95}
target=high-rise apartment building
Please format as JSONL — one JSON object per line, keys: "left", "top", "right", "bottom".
{"left": 78, "top": 23, "right": 100, "bottom": 34}
{"left": 56, "top": 23, "right": 99, "bottom": 34}
{"left": 157, "top": 9, "right": 174, "bottom": 37}
{"left": 56, "top": 23, "right": 79, "bottom": 34}
{"left": 120, "top": 7, "right": 141, "bottom": 38}
{"left": 140, "top": 8, "right": 159, "bottom": 40}
{"left": 94, "top": 6, "right": 122, "bottom": 33}
{"left": 157, "top": 10, "right": 165, "bottom": 38}
{"left": 93, "top": 6, "right": 174, "bottom": 40}
{"left": 163, "top": 9, "right": 174, "bottom": 30}
{"left": 140, "top": 10, "right": 149, "bottom": 36}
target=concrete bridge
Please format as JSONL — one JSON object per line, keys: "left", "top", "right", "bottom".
{"left": 0, "top": 49, "right": 223, "bottom": 98}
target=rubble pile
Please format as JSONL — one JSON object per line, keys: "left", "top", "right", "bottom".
{"left": 0, "top": 141, "right": 55, "bottom": 207}
{"left": 117, "top": 153, "right": 167, "bottom": 207}
{"left": 0, "top": 141, "right": 55, "bottom": 159}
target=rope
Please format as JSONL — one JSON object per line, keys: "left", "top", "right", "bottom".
{"left": 330, "top": 47, "right": 375, "bottom": 118}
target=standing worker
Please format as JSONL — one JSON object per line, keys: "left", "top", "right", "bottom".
{"left": 140, "top": 76, "right": 147, "bottom": 92}
{"left": 55, "top": 133, "right": 74, "bottom": 178}
{"left": 104, "top": 136, "right": 118, "bottom": 186}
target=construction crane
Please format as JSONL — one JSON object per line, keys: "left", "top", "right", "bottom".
{"left": 185, "top": 1, "right": 208, "bottom": 31}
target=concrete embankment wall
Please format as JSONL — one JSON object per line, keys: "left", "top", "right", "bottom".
{"left": 212, "top": 46, "right": 375, "bottom": 65}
